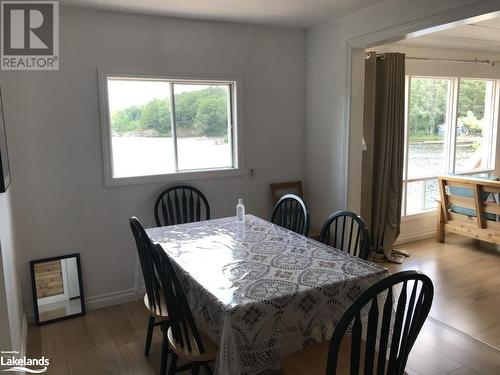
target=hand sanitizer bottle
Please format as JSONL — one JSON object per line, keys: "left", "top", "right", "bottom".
{"left": 236, "top": 198, "right": 245, "bottom": 222}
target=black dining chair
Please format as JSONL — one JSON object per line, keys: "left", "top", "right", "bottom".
{"left": 154, "top": 185, "right": 210, "bottom": 227}
{"left": 283, "top": 270, "right": 434, "bottom": 375}
{"left": 271, "top": 193, "right": 310, "bottom": 236}
{"left": 129, "top": 217, "right": 170, "bottom": 374}
{"left": 319, "top": 211, "right": 371, "bottom": 260}
{"left": 151, "top": 243, "right": 217, "bottom": 375}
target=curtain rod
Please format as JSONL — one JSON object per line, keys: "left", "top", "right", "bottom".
{"left": 365, "top": 53, "right": 385, "bottom": 59}
{"left": 365, "top": 53, "right": 499, "bottom": 66}
{"left": 407, "top": 56, "right": 493, "bottom": 65}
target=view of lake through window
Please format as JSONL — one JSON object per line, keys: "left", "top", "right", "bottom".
{"left": 104, "top": 77, "right": 236, "bottom": 179}
{"left": 403, "top": 76, "right": 497, "bottom": 216}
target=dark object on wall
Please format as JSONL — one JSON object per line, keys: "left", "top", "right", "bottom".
{"left": 0, "top": 88, "right": 10, "bottom": 193}
{"left": 30, "top": 253, "right": 85, "bottom": 326}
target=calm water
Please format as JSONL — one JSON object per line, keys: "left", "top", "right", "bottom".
{"left": 111, "top": 137, "right": 231, "bottom": 178}
{"left": 406, "top": 141, "right": 483, "bottom": 214}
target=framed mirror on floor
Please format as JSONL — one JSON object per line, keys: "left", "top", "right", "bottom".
{"left": 30, "top": 253, "right": 85, "bottom": 325}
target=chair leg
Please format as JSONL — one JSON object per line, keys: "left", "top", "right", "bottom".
{"left": 202, "top": 363, "right": 213, "bottom": 375}
{"left": 168, "top": 353, "right": 178, "bottom": 375}
{"left": 145, "top": 315, "right": 155, "bottom": 356}
{"left": 160, "top": 323, "right": 169, "bottom": 375}
{"left": 191, "top": 363, "right": 200, "bottom": 375}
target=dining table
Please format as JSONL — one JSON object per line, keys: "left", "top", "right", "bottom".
{"left": 146, "top": 214, "right": 389, "bottom": 375}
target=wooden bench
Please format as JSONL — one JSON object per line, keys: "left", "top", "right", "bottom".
{"left": 437, "top": 175, "right": 500, "bottom": 245}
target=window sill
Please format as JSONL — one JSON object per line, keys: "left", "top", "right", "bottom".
{"left": 401, "top": 209, "right": 438, "bottom": 222}
{"left": 104, "top": 167, "right": 244, "bottom": 187}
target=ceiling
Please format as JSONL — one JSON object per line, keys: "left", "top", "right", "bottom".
{"left": 395, "top": 17, "right": 500, "bottom": 53}
{"left": 61, "top": 0, "right": 385, "bottom": 28}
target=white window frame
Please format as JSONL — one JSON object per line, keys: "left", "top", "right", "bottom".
{"left": 402, "top": 75, "right": 499, "bottom": 218}
{"left": 98, "top": 68, "right": 244, "bottom": 187}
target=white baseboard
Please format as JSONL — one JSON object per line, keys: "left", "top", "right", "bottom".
{"left": 85, "top": 288, "right": 144, "bottom": 311}
{"left": 26, "top": 288, "right": 145, "bottom": 324}
{"left": 396, "top": 229, "right": 436, "bottom": 245}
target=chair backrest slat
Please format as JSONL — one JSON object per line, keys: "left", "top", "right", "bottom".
{"left": 341, "top": 216, "right": 346, "bottom": 250}
{"left": 166, "top": 194, "right": 175, "bottom": 224}
{"left": 320, "top": 211, "right": 370, "bottom": 260}
{"left": 161, "top": 200, "right": 169, "bottom": 227}
{"left": 189, "top": 190, "right": 195, "bottom": 222}
{"left": 387, "top": 281, "right": 408, "bottom": 373}
{"left": 350, "top": 313, "right": 362, "bottom": 375}
{"left": 353, "top": 226, "right": 361, "bottom": 257}
{"left": 333, "top": 220, "right": 337, "bottom": 248}
{"left": 196, "top": 194, "right": 201, "bottom": 221}
{"left": 129, "top": 217, "right": 162, "bottom": 315}
{"left": 326, "top": 271, "right": 434, "bottom": 375}
{"left": 151, "top": 243, "right": 206, "bottom": 354}
{"left": 364, "top": 297, "right": 379, "bottom": 375}
{"left": 154, "top": 185, "right": 210, "bottom": 227}
{"left": 174, "top": 190, "right": 181, "bottom": 223}
{"left": 376, "top": 286, "right": 393, "bottom": 375}
{"left": 270, "top": 194, "right": 310, "bottom": 236}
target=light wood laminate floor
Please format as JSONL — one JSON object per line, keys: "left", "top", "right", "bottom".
{"left": 388, "top": 234, "right": 500, "bottom": 349}
{"left": 26, "top": 234, "right": 500, "bottom": 374}
{"left": 25, "top": 300, "right": 500, "bottom": 375}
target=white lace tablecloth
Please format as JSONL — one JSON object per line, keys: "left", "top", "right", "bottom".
{"left": 146, "top": 215, "right": 389, "bottom": 375}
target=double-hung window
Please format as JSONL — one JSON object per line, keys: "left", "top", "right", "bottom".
{"left": 402, "top": 76, "right": 499, "bottom": 216}
{"left": 98, "top": 69, "right": 241, "bottom": 185}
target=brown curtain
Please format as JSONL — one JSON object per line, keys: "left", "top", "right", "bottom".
{"left": 361, "top": 52, "right": 406, "bottom": 262}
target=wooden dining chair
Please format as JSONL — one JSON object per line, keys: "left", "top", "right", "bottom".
{"left": 271, "top": 193, "right": 310, "bottom": 236}
{"left": 129, "top": 217, "right": 170, "bottom": 374}
{"left": 151, "top": 243, "right": 218, "bottom": 375}
{"left": 270, "top": 182, "right": 321, "bottom": 240}
{"left": 283, "top": 270, "right": 434, "bottom": 375}
{"left": 319, "top": 211, "right": 371, "bottom": 260}
{"left": 154, "top": 185, "right": 210, "bottom": 227}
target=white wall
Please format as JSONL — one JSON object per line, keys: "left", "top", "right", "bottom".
{"left": 0, "top": 6, "right": 306, "bottom": 314}
{"left": 0, "top": 189, "right": 25, "bottom": 352}
{"left": 305, "top": 0, "right": 500, "bottom": 229}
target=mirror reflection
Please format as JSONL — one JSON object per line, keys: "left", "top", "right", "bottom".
{"left": 31, "top": 254, "right": 85, "bottom": 325}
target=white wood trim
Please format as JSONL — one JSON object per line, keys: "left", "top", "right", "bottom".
{"left": 61, "top": 259, "right": 70, "bottom": 302}
{"left": 396, "top": 229, "right": 436, "bottom": 245}
{"left": 85, "top": 288, "right": 144, "bottom": 311}
{"left": 401, "top": 210, "right": 437, "bottom": 223}
{"left": 494, "top": 80, "right": 500, "bottom": 176}
{"left": 97, "top": 67, "right": 245, "bottom": 187}
{"left": 402, "top": 76, "right": 410, "bottom": 216}
{"left": 344, "top": 1, "right": 500, "bottom": 214}
{"left": 343, "top": 47, "right": 353, "bottom": 210}
{"left": 348, "top": 1, "right": 500, "bottom": 49}
{"left": 37, "top": 293, "right": 66, "bottom": 306}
